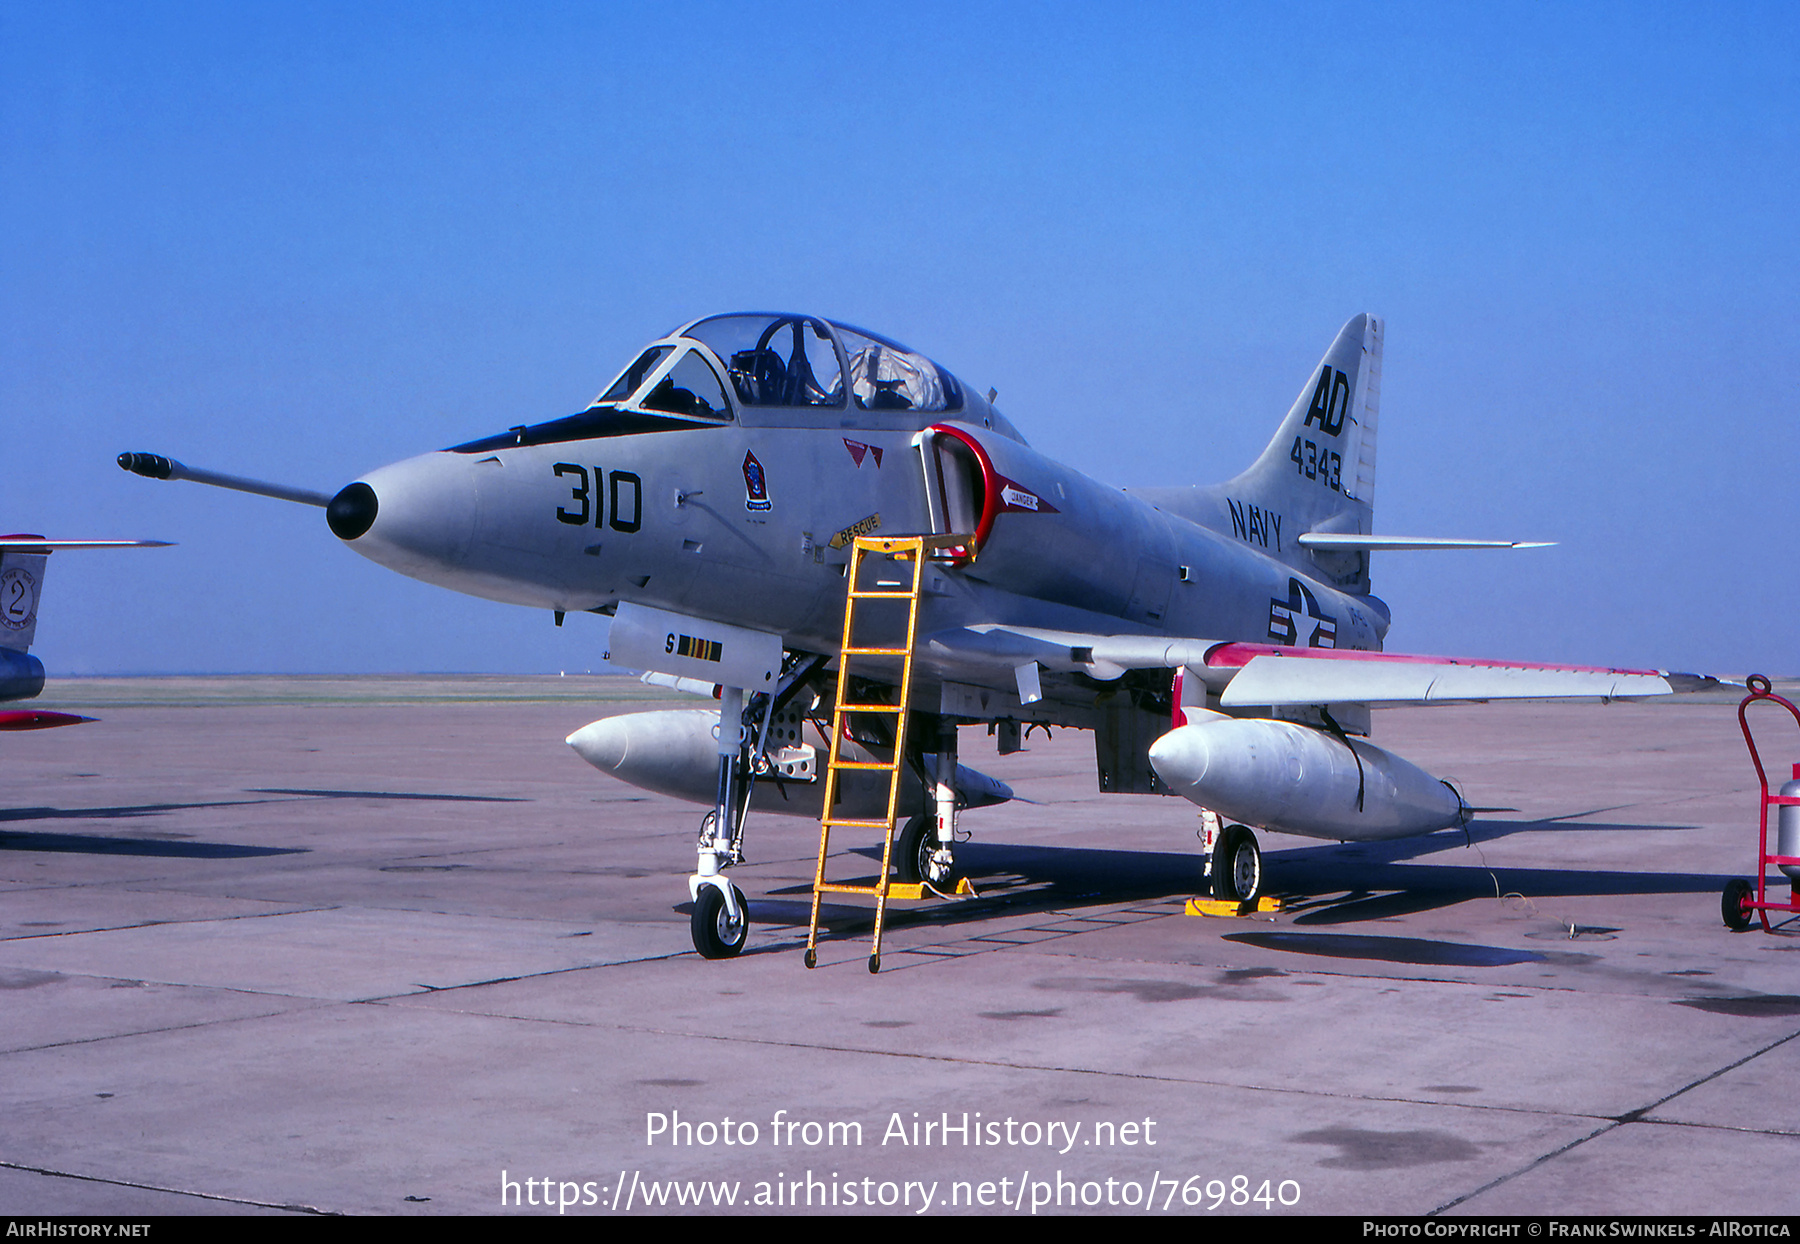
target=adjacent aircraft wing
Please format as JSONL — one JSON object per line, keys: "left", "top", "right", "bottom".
{"left": 0, "top": 710, "right": 95, "bottom": 731}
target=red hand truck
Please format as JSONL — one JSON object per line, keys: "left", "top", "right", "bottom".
{"left": 1724, "top": 675, "right": 1800, "bottom": 932}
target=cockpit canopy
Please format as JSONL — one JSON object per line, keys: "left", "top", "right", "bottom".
{"left": 672, "top": 314, "right": 961, "bottom": 414}
{"left": 451, "top": 312, "right": 1012, "bottom": 454}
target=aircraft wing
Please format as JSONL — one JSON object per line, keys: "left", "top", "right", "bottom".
{"left": 921, "top": 627, "right": 1722, "bottom": 706}
{"left": 1204, "top": 643, "right": 1698, "bottom": 705}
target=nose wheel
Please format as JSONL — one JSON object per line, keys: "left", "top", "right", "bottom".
{"left": 691, "top": 883, "right": 749, "bottom": 958}
{"left": 895, "top": 813, "right": 956, "bottom": 887}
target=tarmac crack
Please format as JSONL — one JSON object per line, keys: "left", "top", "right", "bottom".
{"left": 0, "top": 904, "right": 340, "bottom": 942}
{"left": 350, "top": 951, "right": 696, "bottom": 1001}
{"left": 0, "top": 1159, "right": 334, "bottom": 1214}
{"left": 0, "top": 1001, "right": 335, "bottom": 1056}
{"left": 1428, "top": 1025, "right": 1800, "bottom": 1214}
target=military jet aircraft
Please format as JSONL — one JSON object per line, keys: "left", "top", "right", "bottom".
{"left": 119, "top": 312, "right": 1711, "bottom": 959}
{"left": 1, "top": 537, "right": 171, "bottom": 730}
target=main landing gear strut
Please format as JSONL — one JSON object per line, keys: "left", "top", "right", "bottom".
{"left": 896, "top": 718, "right": 960, "bottom": 887}
{"left": 1200, "top": 810, "right": 1264, "bottom": 904}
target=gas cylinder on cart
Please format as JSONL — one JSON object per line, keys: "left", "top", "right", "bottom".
{"left": 1779, "top": 764, "right": 1800, "bottom": 881}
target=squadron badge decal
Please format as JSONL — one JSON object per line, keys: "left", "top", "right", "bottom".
{"left": 742, "top": 451, "right": 772, "bottom": 512}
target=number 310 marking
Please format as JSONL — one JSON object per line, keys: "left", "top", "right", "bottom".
{"left": 554, "top": 464, "right": 642, "bottom": 532}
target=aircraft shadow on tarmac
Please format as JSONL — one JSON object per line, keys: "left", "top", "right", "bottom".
{"left": 753, "top": 813, "right": 1727, "bottom": 934}
{"left": 0, "top": 787, "right": 528, "bottom": 859}
{"left": 0, "top": 797, "right": 314, "bottom": 857}
{"left": 246, "top": 787, "right": 528, "bottom": 802}
{"left": 0, "top": 825, "right": 304, "bottom": 859}
{"left": 1270, "top": 815, "right": 1721, "bottom": 925}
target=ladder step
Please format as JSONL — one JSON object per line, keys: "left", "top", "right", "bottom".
{"left": 810, "top": 532, "right": 953, "bottom": 966}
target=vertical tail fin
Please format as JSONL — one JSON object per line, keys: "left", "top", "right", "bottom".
{"left": 0, "top": 543, "right": 47, "bottom": 654}
{"left": 1221, "top": 314, "right": 1382, "bottom": 592}
{"left": 0, "top": 542, "right": 48, "bottom": 703}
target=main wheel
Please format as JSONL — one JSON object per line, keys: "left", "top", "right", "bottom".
{"left": 692, "top": 883, "right": 749, "bottom": 958}
{"left": 1212, "top": 825, "right": 1263, "bottom": 904}
{"left": 1721, "top": 878, "right": 1754, "bottom": 931}
{"left": 894, "top": 814, "right": 952, "bottom": 886}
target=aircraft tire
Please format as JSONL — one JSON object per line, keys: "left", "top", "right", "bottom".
{"left": 1213, "top": 825, "right": 1263, "bottom": 904}
{"left": 692, "top": 883, "right": 749, "bottom": 958}
{"left": 894, "top": 814, "right": 948, "bottom": 886}
{"left": 1721, "top": 879, "right": 1754, "bottom": 931}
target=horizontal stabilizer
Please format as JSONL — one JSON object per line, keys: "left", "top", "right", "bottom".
{"left": 0, "top": 538, "right": 173, "bottom": 551}
{"left": 2, "top": 538, "right": 171, "bottom": 660}
{"left": 1296, "top": 534, "right": 1554, "bottom": 551}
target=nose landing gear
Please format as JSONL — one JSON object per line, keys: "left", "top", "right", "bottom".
{"left": 691, "top": 880, "right": 749, "bottom": 958}
{"left": 685, "top": 654, "right": 830, "bottom": 959}
{"left": 690, "top": 685, "right": 752, "bottom": 958}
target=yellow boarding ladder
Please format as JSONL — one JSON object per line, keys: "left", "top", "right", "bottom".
{"left": 805, "top": 534, "right": 965, "bottom": 973}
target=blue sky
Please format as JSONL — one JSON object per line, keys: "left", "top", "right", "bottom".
{"left": 4, "top": 1, "right": 1795, "bottom": 676}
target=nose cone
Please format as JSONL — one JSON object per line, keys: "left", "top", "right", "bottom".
{"left": 330, "top": 453, "right": 477, "bottom": 586}
{"left": 327, "top": 482, "right": 378, "bottom": 540}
